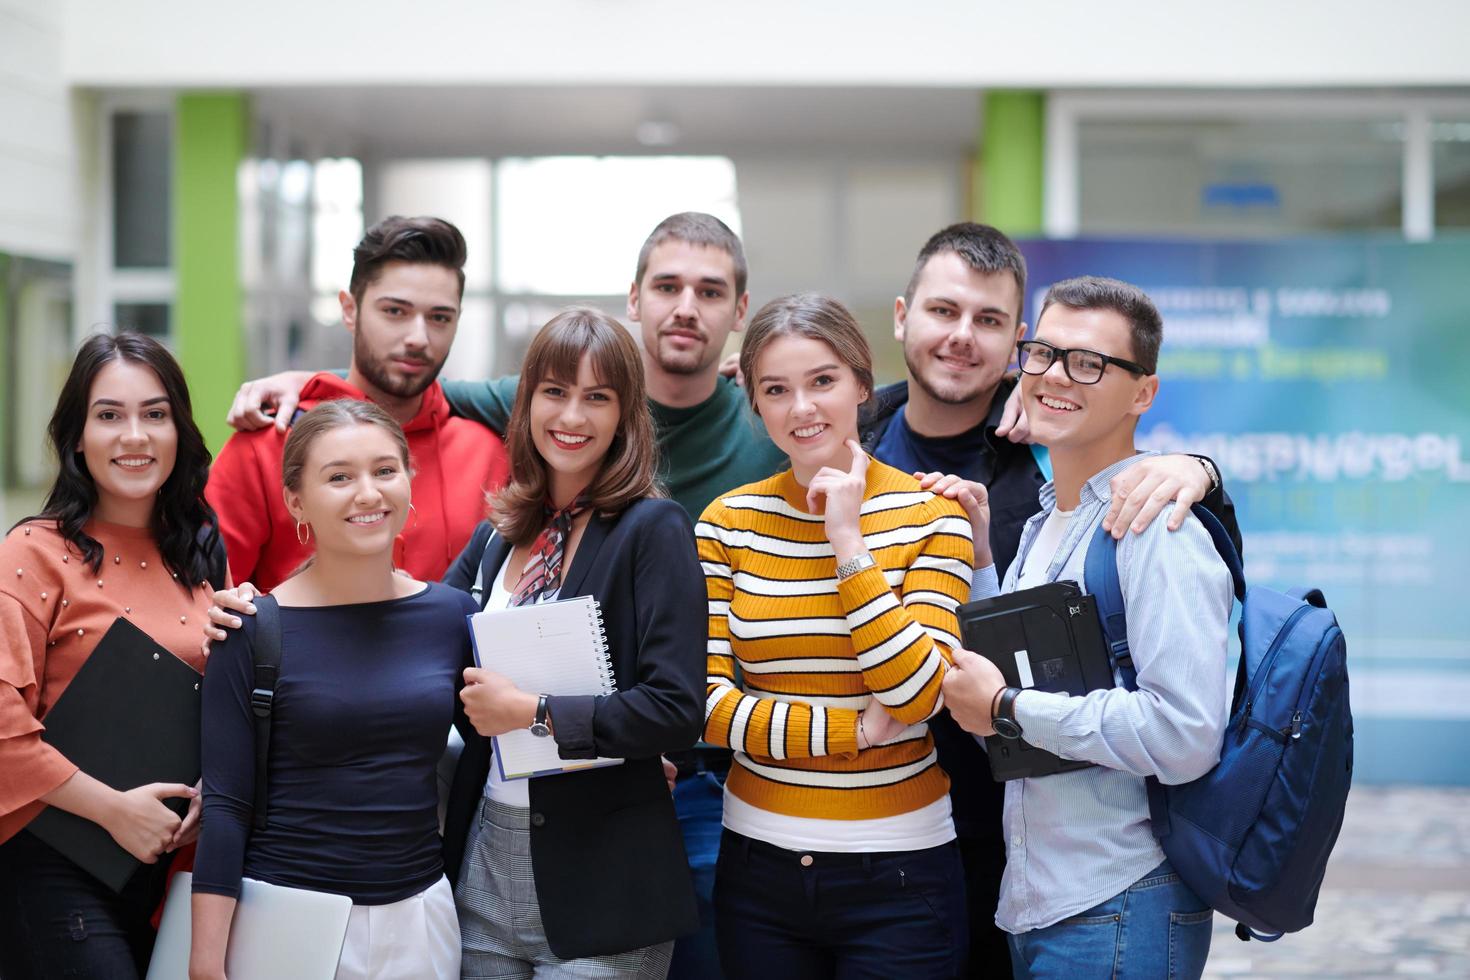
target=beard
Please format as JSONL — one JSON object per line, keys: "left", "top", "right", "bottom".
{"left": 353, "top": 334, "right": 444, "bottom": 399}
{"left": 903, "top": 345, "right": 998, "bottom": 407}
{"left": 652, "top": 333, "right": 717, "bottom": 376}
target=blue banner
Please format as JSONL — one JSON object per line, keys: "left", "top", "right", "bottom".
{"left": 1019, "top": 237, "right": 1470, "bottom": 785}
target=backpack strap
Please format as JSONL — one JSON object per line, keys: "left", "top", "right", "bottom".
{"left": 249, "top": 595, "right": 283, "bottom": 832}
{"left": 1084, "top": 503, "right": 1246, "bottom": 840}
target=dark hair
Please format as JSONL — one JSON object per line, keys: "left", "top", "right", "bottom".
{"left": 1038, "top": 276, "right": 1163, "bottom": 375}
{"left": 281, "top": 399, "right": 412, "bottom": 494}
{"left": 491, "top": 308, "right": 661, "bottom": 546}
{"left": 634, "top": 212, "right": 748, "bottom": 296}
{"left": 24, "top": 333, "right": 219, "bottom": 588}
{"left": 349, "top": 215, "right": 468, "bottom": 308}
{"left": 739, "top": 293, "right": 874, "bottom": 411}
{"left": 903, "top": 222, "right": 1028, "bottom": 320}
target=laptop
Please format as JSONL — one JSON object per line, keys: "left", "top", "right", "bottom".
{"left": 146, "top": 872, "right": 352, "bottom": 980}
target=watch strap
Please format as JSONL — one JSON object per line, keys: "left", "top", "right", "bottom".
{"left": 835, "top": 553, "right": 876, "bottom": 581}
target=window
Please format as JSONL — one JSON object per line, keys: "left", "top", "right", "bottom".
{"left": 1434, "top": 119, "right": 1470, "bottom": 229}
{"left": 1076, "top": 118, "right": 1403, "bottom": 237}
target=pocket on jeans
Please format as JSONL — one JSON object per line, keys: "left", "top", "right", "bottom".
{"left": 1168, "top": 909, "right": 1213, "bottom": 979}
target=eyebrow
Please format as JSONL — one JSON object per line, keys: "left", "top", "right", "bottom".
{"left": 317, "top": 455, "right": 401, "bottom": 472}
{"left": 757, "top": 363, "right": 842, "bottom": 384}
{"left": 650, "top": 273, "right": 729, "bottom": 287}
{"left": 375, "top": 295, "right": 459, "bottom": 313}
{"left": 91, "top": 396, "right": 170, "bottom": 408}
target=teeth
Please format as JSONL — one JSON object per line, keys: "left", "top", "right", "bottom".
{"left": 1040, "top": 396, "right": 1079, "bottom": 411}
{"left": 114, "top": 459, "right": 152, "bottom": 468}
{"left": 348, "top": 513, "right": 386, "bottom": 525}
{"left": 552, "top": 432, "right": 590, "bottom": 445}
{"left": 794, "top": 425, "right": 826, "bottom": 438}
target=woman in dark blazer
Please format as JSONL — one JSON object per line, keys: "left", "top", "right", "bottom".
{"left": 444, "top": 307, "right": 705, "bottom": 977}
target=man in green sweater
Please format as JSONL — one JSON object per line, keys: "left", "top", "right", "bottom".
{"left": 224, "top": 212, "right": 781, "bottom": 980}
{"left": 227, "top": 212, "right": 786, "bottom": 522}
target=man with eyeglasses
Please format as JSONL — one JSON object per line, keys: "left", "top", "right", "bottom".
{"left": 859, "top": 224, "right": 1238, "bottom": 976}
{"left": 939, "top": 276, "right": 1234, "bottom": 979}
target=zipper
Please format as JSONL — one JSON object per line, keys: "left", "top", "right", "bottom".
{"left": 1280, "top": 624, "right": 1342, "bottom": 740}
{"left": 1236, "top": 604, "right": 1313, "bottom": 736}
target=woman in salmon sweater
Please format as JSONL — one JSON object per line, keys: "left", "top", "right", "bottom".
{"left": 698, "top": 294, "right": 976, "bottom": 979}
{"left": 0, "top": 332, "right": 223, "bottom": 979}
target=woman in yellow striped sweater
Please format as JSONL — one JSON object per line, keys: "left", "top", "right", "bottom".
{"left": 697, "top": 293, "right": 975, "bottom": 978}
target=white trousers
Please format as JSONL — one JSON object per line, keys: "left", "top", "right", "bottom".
{"left": 335, "top": 876, "right": 460, "bottom": 980}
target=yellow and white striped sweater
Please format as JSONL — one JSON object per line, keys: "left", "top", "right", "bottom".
{"left": 697, "top": 460, "right": 973, "bottom": 825}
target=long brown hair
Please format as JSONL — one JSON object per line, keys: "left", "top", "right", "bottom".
{"left": 491, "top": 308, "right": 661, "bottom": 545}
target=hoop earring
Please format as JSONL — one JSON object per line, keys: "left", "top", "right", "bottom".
{"left": 296, "top": 521, "right": 311, "bottom": 546}
{"left": 407, "top": 503, "right": 418, "bottom": 531}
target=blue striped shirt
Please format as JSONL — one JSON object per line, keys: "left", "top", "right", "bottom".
{"left": 993, "top": 453, "right": 1233, "bottom": 933}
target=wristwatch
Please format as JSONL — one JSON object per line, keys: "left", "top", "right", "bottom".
{"left": 835, "top": 553, "right": 876, "bottom": 581}
{"left": 993, "top": 687, "right": 1024, "bottom": 740}
{"left": 1194, "top": 455, "right": 1221, "bottom": 496}
{"left": 529, "top": 695, "right": 552, "bottom": 738}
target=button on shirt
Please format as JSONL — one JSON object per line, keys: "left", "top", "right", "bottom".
{"left": 993, "top": 453, "right": 1233, "bottom": 934}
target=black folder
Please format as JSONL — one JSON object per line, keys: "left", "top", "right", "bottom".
{"left": 27, "top": 616, "right": 203, "bottom": 892}
{"left": 957, "top": 581, "right": 1116, "bottom": 781}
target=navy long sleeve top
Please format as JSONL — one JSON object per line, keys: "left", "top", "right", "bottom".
{"left": 193, "top": 582, "right": 478, "bottom": 905}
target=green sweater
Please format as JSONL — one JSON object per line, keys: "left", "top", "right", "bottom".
{"left": 441, "top": 375, "right": 789, "bottom": 522}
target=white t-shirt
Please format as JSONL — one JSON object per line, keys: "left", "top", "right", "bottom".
{"left": 478, "top": 551, "right": 559, "bottom": 808}
{"left": 1015, "top": 507, "right": 1074, "bottom": 591}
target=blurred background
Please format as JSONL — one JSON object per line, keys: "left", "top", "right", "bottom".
{"left": 1, "top": 2, "right": 1468, "bottom": 971}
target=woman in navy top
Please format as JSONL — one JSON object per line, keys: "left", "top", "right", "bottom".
{"left": 443, "top": 307, "right": 706, "bottom": 976}
{"left": 191, "top": 400, "right": 475, "bottom": 980}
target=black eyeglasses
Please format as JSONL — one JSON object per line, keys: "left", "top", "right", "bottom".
{"left": 1015, "top": 339, "right": 1150, "bottom": 385}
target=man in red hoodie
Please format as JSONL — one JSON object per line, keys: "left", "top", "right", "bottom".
{"left": 206, "top": 216, "right": 510, "bottom": 592}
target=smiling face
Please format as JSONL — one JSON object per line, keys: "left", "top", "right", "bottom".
{"left": 80, "top": 358, "right": 179, "bottom": 526}
{"left": 285, "top": 422, "right": 412, "bottom": 559}
{"left": 895, "top": 250, "right": 1026, "bottom": 409}
{"left": 752, "top": 334, "right": 869, "bottom": 484}
{"left": 342, "top": 260, "right": 461, "bottom": 402}
{"left": 528, "top": 353, "right": 623, "bottom": 505}
{"left": 1022, "top": 305, "right": 1158, "bottom": 454}
{"left": 627, "top": 239, "right": 749, "bottom": 379}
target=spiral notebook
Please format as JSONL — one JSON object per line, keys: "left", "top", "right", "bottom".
{"left": 467, "top": 595, "right": 623, "bottom": 779}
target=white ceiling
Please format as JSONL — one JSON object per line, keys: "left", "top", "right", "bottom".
{"left": 248, "top": 86, "right": 984, "bottom": 160}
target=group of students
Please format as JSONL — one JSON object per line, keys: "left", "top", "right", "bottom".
{"left": 0, "top": 211, "right": 1240, "bottom": 980}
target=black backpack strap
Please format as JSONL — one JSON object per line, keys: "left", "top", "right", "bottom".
{"left": 249, "top": 595, "right": 283, "bottom": 832}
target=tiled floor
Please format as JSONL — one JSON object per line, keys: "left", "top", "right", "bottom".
{"left": 1203, "top": 786, "right": 1470, "bottom": 979}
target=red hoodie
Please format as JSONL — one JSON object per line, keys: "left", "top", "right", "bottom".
{"left": 206, "top": 373, "right": 510, "bottom": 592}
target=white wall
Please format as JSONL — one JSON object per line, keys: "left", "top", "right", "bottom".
{"left": 1, "top": 1, "right": 77, "bottom": 261}
{"left": 61, "top": 0, "right": 1470, "bottom": 89}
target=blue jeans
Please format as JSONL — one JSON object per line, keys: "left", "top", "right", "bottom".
{"left": 714, "top": 830, "right": 967, "bottom": 980}
{"left": 1006, "top": 861, "right": 1213, "bottom": 980}
{"left": 667, "top": 771, "right": 726, "bottom": 980}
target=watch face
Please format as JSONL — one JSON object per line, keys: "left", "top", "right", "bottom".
{"left": 528, "top": 722, "right": 552, "bottom": 738}
{"left": 993, "top": 717, "right": 1023, "bottom": 740}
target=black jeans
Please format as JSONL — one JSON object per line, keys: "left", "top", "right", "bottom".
{"left": 0, "top": 831, "right": 171, "bottom": 980}
{"left": 714, "top": 829, "right": 968, "bottom": 980}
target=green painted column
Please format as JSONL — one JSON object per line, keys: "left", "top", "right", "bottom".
{"left": 976, "top": 91, "right": 1045, "bottom": 236}
{"left": 174, "top": 93, "right": 248, "bottom": 452}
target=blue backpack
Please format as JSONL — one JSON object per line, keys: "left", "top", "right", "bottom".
{"left": 1085, "top": 507, "right": 1353, "bottom": 942}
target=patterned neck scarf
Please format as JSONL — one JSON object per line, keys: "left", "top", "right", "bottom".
{"left": 511, "top": 496, "right": 589, "bottom": 606}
